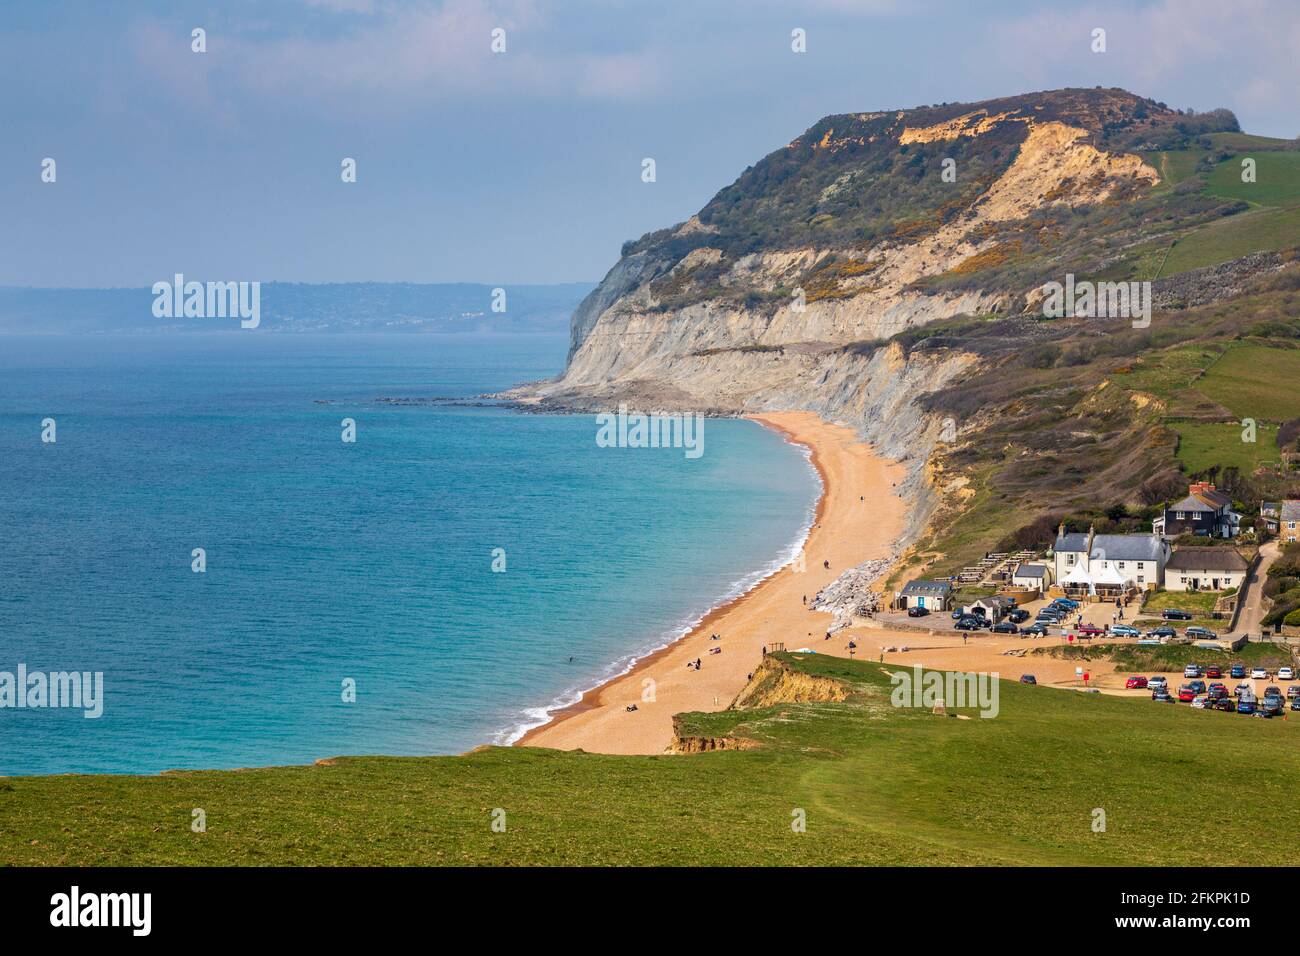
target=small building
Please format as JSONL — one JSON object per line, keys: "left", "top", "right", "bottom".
{"left": 896, "top": 579, "right": 954, "bottom": 611}
{"left": 1011, "top": 563, "right": 1052, "bottom": 589}
{"left": 1260, "top": 501, "right": 1281, "bottom": 536}
{"left": 1282, "top": 501, "right": 1300, "bottom": 544}
{"left": 964, "top": 595, "right": 1016, "bottom": 622}
{"left": 1165, "top": 547, "right": 1250, "bottom": 591}
{"left": 1154, "top": 482, "right": 1240, "bottom": 539}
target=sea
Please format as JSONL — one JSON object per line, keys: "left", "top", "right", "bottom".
{"left": 0, "top": 332, "right": 820, "bottom": 774}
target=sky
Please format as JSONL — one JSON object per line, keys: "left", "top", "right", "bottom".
{"left": 3, "top": 0, "right": 1297, "bottom": 287}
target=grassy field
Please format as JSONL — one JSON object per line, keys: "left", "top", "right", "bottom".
{"left": 1174, "top": 420, "right": 1281, "bottom": 474}
{"left": 1204, "top": 151, "right": 1300, "bottom": 207}
{"left": 4, "top": 652, "right": 1300, "bottom": 866}
{"left": 1036, "top": 641, "right": 1292, "bottom": 673}
{"left": 1198, "top": 345, "right": 1300, "bottom": 421}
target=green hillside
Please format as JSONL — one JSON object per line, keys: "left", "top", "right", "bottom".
{"left": 4, "top": 653, "right": 1300, "bottom": 866}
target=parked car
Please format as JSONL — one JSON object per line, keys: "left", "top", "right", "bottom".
{"left": 992, "top": 621, "right": 1019, "bottom": 634}
{"left": 1234, "top": 682, "right": 1252, "bottom": 697}
{"left": 1208, "top": 683, "right": 1228, "bottom": 699}
{"left": 1257, "top": 697, "right": 1283, "bottom": 717}
{"left": 1077, "top": 624, "right": 1104, "bottom": 638}
{"left": 1265, "top": 685, "right": 1283, "bottom": 700}
{"left": 1110, "top": 624, "right": 1141, "bottom": 638}
{"left": 1229, "top": 663, "right": 1246, "bottom": 679}
{"left": 1251, "top": 667, "right": 1269, "bottom": 680}
{"left": 1205, "top": 665, "right": 1222, "bottom": 679}
{"left": 1148, "top": 676, "right": 1168, "bottom": 690}
{"left": 952, "top": 609, "right": 966, "bottom": 620}
{"left": 1163, "top": 609, "right": 1194, "bottom": 621}
{"left": 1145, "top": 626, "right": 1177, "bottom": 639}
{"left": 1008, "top": 609, "right": 1030, "bottom": 623}
{"left": 1287, "top": 685, "right": 1300, "bottom": 700}
{"left": 1153, "top": 691, "right": 1176, "bottom": 703}
{"left": 1183, "top": 664, "right": 1203, "bottom": 678}
{"left": 1054, "top": 598, "right": 1080, "bottom": 610}
{"left": 1186, "top": 626, "right": 1217, "bottom": 640}
{"left": 1125, "top": 676, "right": 1149, "bottom": 689}
{"left": 1188, "top": 680, "right": 1206, "bottom": 694}
{"left": 1019, "top": 675, "right": 1037, "bottom": 685}
{"left": 1214, "top": 698, "right": 1237, "bottom": 712}
{"left": 1278, "top": 666, "right": 1296, "bottom": 680}
{"left": 1191, "top": 695, "right": 1214, "bottom": 709}
{"left": 954, "top": 617, "right": 984, "bottom": 631}
{"left": 1177, "top": 685, "right": 1197, "bottom": 702}
{"left": 1292, "top": 698, "right": 1300, "bottom": 712}
{"left": 1237, "top": 698, "right": 1256, "bottom": 714}
{"left": 1022, "top": 623, "right": 1048, "bottom": 636}
{"left": 907, "top": 606, "right": 930, "bottom": 618}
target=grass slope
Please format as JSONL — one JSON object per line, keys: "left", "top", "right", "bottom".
{"left": 1198, "top": 345, "right": 1300, "bottom": 421}
{"left": 4, "top": 653, "right": 1300, "bottom": 866}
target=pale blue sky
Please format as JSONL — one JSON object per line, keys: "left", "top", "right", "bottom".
{"left": 3, "top": 0, "right": 1297, "bottom": 287}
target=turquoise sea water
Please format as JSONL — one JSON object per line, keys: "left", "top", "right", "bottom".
{"left": 0, "top": 333, "right": 819, "bottom": 774}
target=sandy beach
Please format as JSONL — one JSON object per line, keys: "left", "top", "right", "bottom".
{"left": 517, "top": 410, "right": 909, "bottom": 755}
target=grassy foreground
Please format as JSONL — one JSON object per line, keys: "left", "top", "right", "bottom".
{"left": 4, "top": 653, "right": 1300, "bottom": 866}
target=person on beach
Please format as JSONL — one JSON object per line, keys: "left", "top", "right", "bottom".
{"left": 823, "top": 560, "right": 830, "bottom": 570}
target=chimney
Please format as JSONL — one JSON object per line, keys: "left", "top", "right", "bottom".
{"left": 1058, "top": 521, "right": 1066, "bottom": 539}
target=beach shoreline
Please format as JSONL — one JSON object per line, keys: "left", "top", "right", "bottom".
{"left": 516, "top": 410, "right": 909, "bottom": 756}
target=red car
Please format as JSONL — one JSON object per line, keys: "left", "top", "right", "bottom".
{"left": 1125, "top": 676, "right": 1149, "bottom": 689}
{"left": 1207, "top": 683, "right": 1228, "bottom": 699}
{"left": 1177, "top": 685, "right": 1197, "bottom": 702}
{"left": 1077, "top": 624, "right": 1104, "bottom": 638}
{"left": 1205, "top": 665, "right": 1223, "bottom": 679}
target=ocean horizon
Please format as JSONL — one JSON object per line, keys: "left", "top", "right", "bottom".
{"left": 0, "top": 331, "right": 820, "bottom": 775}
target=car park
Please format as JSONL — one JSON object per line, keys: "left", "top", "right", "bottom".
{"left": 1125, "top": 676, "right": 1148, "bottom": 689}
{"left": 1162, "top": 609, "right": 1193, "bottom": 621}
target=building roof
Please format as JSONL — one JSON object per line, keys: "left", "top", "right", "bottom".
{"left": 899, "top": 579, "right": 952, "bottom": 597}
{"left": 1282, "top": 500, "right": 1300, "bottom": 523}
{"left": 1089, "top": 534, "right": 1165, "bottom": 563}
{"left": 1166, "top": 547, "right": 1249, "bottom": 572}
{"left": 1053, "top": 532, "right": 1090, "bottom": 553}
{"left": 1169, "top": 492, "right": 1229, "bottom": 514}
{"left": 1014, "top": 564, "right": 1048, "bottom": 579}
